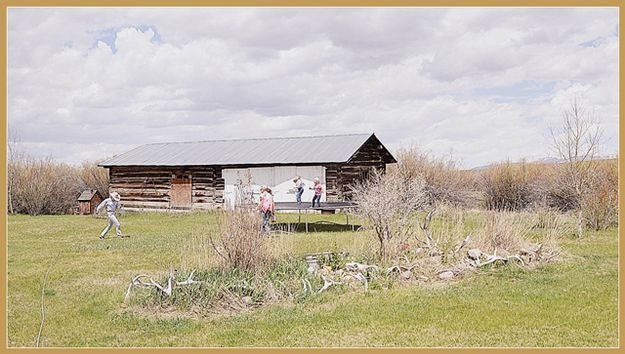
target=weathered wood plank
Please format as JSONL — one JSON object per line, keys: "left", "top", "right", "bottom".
{"left": 111, "top": 186, "right": 170, "bottom": 192}
{"left": 122, "top": 201, "right": 170, "bottom": 208}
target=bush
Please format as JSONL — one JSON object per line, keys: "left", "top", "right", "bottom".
{"left": 473, "top": 210, "right": 563, "bottom": 258}
{"left": 533, "top": 159, "right": 617, "bottom": 232}
{"left": 78, "top": 160, "right": 110, "bottom": 199}
{"left": 390, "top": 147, "right": 474, "bottom": 207}
{"left": 478, "top": 160, "right": 544, "bottom": 211}
{"left": 582, "top": 159, "right": 618, "bottom": 230}
{"left": 7, "top": 153, "right": 110, "bottom": 215}
{"left": 351, "top": 169, "right": 427, "bottom": 261}
{"left": 8, "top": 156, "right": 82, "bottom": 215}
{"left": 208, "top": 210, "right": 271, "bottom": 272}
{"left": 474, "top": 211, "right": 529, "bottom": 254}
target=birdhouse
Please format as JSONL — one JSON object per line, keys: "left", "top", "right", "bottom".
{"left": 77, "top": 189, "right": 103, "bottom": 215}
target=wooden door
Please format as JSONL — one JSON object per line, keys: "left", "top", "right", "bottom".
{"left": 79, "top": 202, "right": 90, "bottom": 215}
{"left": 170, "top": 177, "right": 192, "bottom": 209}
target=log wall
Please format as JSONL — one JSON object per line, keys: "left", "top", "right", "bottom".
{"left": 109, "top": 166, "right": 224, "bottom": 210}
{"left": 323, "top": 135, "right": 389, "bottom": 201}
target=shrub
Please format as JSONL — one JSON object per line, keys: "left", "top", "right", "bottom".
{"left": 474, "top": 211, "right": 529, "bottom": 254}
{"left": 351, "top": 169, "right": 427, "bottom": 261}
{"left": 535, "top": 158, "right": 617, "bottom": 232}
{"left": 390, "top": 147, "right": 474, "bottom": 207}
{"left": 8, "top": 156, "right": 82, "bottom": 215}
{"left": 581, "top": 159, "right": 618, "bottom": 230}
{"left": 478, "top": 160, "right": 544, "bottom": 211}
{"left": 540, "top": 166, "right": 579, "bottom": 212}
{"left": 208, "top": 210, "right": 271, "bottom": 272}
{"left": 472, "top": 210, "right": 564, "bottom": 259}
{"left": 77, "top": 160, "right": 110, "bottom": 199}
{"left": 7, "top": 152, "right": 110, "bottom": 215}
{"left": 549, "top": 98, "right": 604, "bottom": 237}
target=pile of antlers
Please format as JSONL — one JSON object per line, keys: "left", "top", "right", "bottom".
{"left": 305, "top": 261, "right": 377, "bottom": 294}
{"left": 124, "top": 268, "right": 201, "bottom": 302}
{"left": 124, "top": 242, "right": 555, "bottom": 305}
{"left": 308, "top": 242, "right": 550, "bottom": 292}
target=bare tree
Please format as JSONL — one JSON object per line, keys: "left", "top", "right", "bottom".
{"left": 233, "top": 170, "right": 255, "bottom": 209}
{"left": 7, "top": 129, "right": 23, "bottom": 214}
{"left": 550, "top": 98, "right": 603, "bottom": 237}
{"left": 351, "top": 169, "right": 427, "bottom": 261}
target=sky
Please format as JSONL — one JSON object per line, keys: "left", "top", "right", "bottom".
{"left": 7, "top": 7, "right": 619, "bottom": 168}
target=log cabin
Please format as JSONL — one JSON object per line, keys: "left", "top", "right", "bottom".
{"left": 98, "top": 133, "right": 396, "bottom": 211}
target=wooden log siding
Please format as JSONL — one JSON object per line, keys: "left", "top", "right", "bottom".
{"left": 321, "top": 137, "right": 388, "bottom": 201}
{"left": 191, "top": 168, "right": 214, "bottom": 207}
{"left": 109, "top": 166, "right": 225, "bottom": 210}
{"left": 324, "top": 164, "right": 341, "bottom": 202}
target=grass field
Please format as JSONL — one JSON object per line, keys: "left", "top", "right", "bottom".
{"left": 7, "top": 211, "right": 619, "bottom": 347}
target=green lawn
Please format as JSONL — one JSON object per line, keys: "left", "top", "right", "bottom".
{"left": 7, "top": 212, "right": 618, "bottom": 347}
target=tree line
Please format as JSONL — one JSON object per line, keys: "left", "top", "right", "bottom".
{"left": 7, "top": 101, "right": 616, "bottom": 234}
{"left": 7, "top": 151, "right": 109, "bottom": 216}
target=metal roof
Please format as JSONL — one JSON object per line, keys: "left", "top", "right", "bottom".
{"left": 99, "top": 133, "right": 391, "bottom": 167}
{"left": 77, "top": 189, "right": 100, "bottom": 201}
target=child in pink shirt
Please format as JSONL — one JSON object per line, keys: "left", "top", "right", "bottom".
{"left": 310, "top": 177, "right": 323, "bottom": 208}
{"left": 257, "top": 186, "right": 275, "bottom": 232}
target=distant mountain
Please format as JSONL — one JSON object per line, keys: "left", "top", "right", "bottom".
{"left": 468, "top": 155, "right": 616, "bottom": 172}
{"left": 532, "top": 157, "right": 565, "bottom": 164}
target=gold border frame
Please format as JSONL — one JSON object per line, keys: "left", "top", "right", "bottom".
{"left": 1, "top": 4, "right": 621, "bottom": 353}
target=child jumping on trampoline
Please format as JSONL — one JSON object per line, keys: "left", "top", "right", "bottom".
{"left": 293, "top": 175, "right": 305, "bottom": 207}
{"left": 310, "top": 177, "right": 323, "bottom": 208}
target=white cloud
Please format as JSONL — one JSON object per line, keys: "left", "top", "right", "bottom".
{"left": 7, "top": 7, "right": 619, "bottom": 168}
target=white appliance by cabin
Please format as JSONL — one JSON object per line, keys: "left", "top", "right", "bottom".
{"left": 223, "top": 166, "right": 326, "bottom": 209}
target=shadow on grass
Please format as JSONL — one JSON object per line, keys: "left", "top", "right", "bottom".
{"left": 271, "top": 222, "right": 361, "bottom": 233}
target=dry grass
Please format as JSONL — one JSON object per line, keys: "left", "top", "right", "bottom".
{"left": 473, "top": 211, "right": 530, "bottom": 255}
{"left": 471, "top": 209, "right": 567, "bottom": 260}
{"left": 208, "top": 210, "right": 272, "bottom": 272}
{"left": 386, "top": 206, "right": 569, "bottom": 279}
{"left": 476, "top": 157, "right": 618, "bottom": 236}
{"left": 180, "top": 213, "right": 298, "bottom": 272}
{"left": 180, "top": 232, "right": 218, "bottom": 271}
{"left": 427, "top": 205, "right": 468, "bottom": 264}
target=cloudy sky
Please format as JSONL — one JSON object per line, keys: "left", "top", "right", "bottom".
{"left": 7, "top": 7, "right": 618, "bottom": 168}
